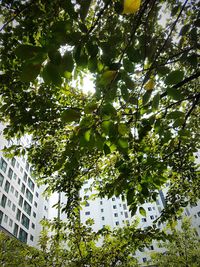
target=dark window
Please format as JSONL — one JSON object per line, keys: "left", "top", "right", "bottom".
{"left": 197, "top": 212, "right": 200, "bottom": 217}
{"left": 33, "top": 212, "right": 36, "bottom": 218}
{"left": 112, "top": 197, "right": 115, "bottom": 201}
{"left": 24, "top": 201, "right": 31, "bottom": 216}
{"left": 11, "top": 158, "right": 16, "bottom": 167}
{"left": 115, "top": 221, "right": 119, "bottom": 226}
{"left": 28, "top": 178, "right": 35, "bottom": 191}
{"left": 8, "top": 168, "right": 13, "bottom": 179}
{"left": 19, "top": 195, "right": 23, "bottom": 207}
{"left": 101, "top": 209, "right": 104, "bottom": 212}
{"left": 100, "top": 201, "right": 103, "bottom": 205}
{"left": 1, "top": 194, "right": 7, "bottom": 208}
{"left": 150, "top": 215, "right": 154, "bottom": 220}
{"left": 7, "top": 199, "right": 11, "bottom": 207}
{"left": 30, "top": 235, "right": 34, "bottom": 241}
{"left": 0, "top": 173, "right": 4, "bottom": 186}
{"left": 13, "top": 173, "right": 17, "bottom": 180}
{"left": 148, "top": 207, "right": 152, "bottom": 211}
{"left": 15, "top": 190, "right": 18, "bottom": 198}
{"left": 36, "top": 192, "right": 39, "bottom": 198}
{"left": 0, "top": 210, "right": 3, "bottom": 224}
{"left": 12, "top": 204, "right": 16, "bottom": 212}
{"left": 25, "top": 162, "right": 29, "bottom": 172}
{"left": 0, "top": 157, "right": 7, "bottom": 173}
{"left": 4, "top": 180, "right": 10, "bottom": 193}
{"left": 18, "top": 228, "right": 28, "bottom": 243}
{"left": 26, "top": 189, "right": 33, "bottom": 203}
{"left": 142, "top": 218, "right": 147, "bottom": 222}
{"left": 13, "top": 223, "right": 19, "bottom": 237}
{"left": 123, "top": 204, "right": 127, "bottom": 210}
{"left": 31, "top": 223, "right": 35, "bottom": 229}
{"left": 102, "top": 217, "right": 105, "bottom": 220}
{"left": 21, "top": 214, "right": 30, "bottom": 229}
{"left": 149, "top": 245, "right": 154, "bottom": 250}
{"left": 143, "top": 258, "right": 147, "bottom": 263}
{"left": 10, "top": 186, "right": 14, "bottom": 193}
{"left": 113, "top": 205, "right": 117, "bottom": 209}
{"left": 85, "top": 202, "right": 89, "bottom": 207}
{"left": 34, "top": 201, "right": 37, "bottom": 208}
{"left": 159, "top": 190, "right": 166, "bottom": 207}
{"left": 21, "top": 183, "right": 25, "bottom": 194}
{"left": 124, "top": 211, "right": 128, "bottom": 218}
{"left": 114, "top": 213, "right": 118, "bottom": 217}
{"left": 85, "top": 211, "right": 90, "bottom": 215}
{"left": 23, "top": 172, "right": 28, "bottom": 182}
{"left": 18, "top": 178, "right": 20, "bottom": 185}
{"left": 16, "top": 209, "right": 21, "bottom": 221}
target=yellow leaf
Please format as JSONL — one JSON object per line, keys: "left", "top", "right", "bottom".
{"left": 144, "top": 79, "right": 154, "bottom": 91}
{"left": 123, "top": 0, "right": 141, "bottom": 14}
{"left": 100, "top": 70, "right": 117, "bottom": 86}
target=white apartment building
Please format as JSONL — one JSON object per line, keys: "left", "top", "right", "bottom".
{"left": 80, "top": 179, "right": 200, "bottom": 265}
{"left": 0, "top": 123, "right": 49, "bottom": 247}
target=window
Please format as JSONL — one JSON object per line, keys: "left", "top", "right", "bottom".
{"left": 148, "top": 207, "right": 152, "bottom": 211}
{"left": 30, "top": 235, "right": 34, "bottom": 241}
{"left": 18, "top": 178, "right": 20, "bottom": 185}
{"left": 13, "top": 173, "right": 17, "bottom": 180}
{"left": 102, "top": 217, "right": 105, "bottom": 220}
{"left": 114, "top": 213, "right": 118, "bottom": 217}
{"left": 11, "top": 158, "right": 16, "bottom": 167}
{"left": 112, "top": 197, "right": 115, "bottom": 201}
{"left": 0, "top": 210, "right": 3, "bottom": 224}
{"left": 123, "top": 204, "right": 127, "bottom": 210}
{"left": 152, "top": 207, "right": 155, "bottom": 210}
{"left": 34, "top": 201, "right": 38, "bottom": 208}
{"left": 115, "top": 221, "right": 119, "bottom": 226}
{"left": 12, "top": 204, "right": 16, "bottom": 212}
{"left": 150, "top": 215, "right": 154, "bottom": 220}
{"left": 0, "top": 173, "right": 4, "bottom": 186}
{"left": 100, "top": 200, "right": 103, "bottom": 205}
{"left": 7, "top": 199, "right": 11, "bottom": 207}
{"left": 16, "top": 162, "right": 19, "bottom": 168}
{"left": 20, "top": 167, "right": 23, "bottom": 173}
{"left": 11, "top": 186, "right": 14, "bottom": 193}
{"left": 119, "top": 204, "right": 122, "bottom": 207}
{"left": 21, "top": 183, "right": 25, "bottom": 194}
{"left": 143, "top": 258, "right": 147, "bottom": 263}
{"left": 28, "top": 178, "right": 35, "bottom": 191}
{"left": 13, "top": 223, "right": 19, "bottom": 237}
{"left": 18, "top": 228, "right": 28, "bottom": 243}
{"left": 23, "top": 172, "right": 27, "bottom": 182}
{"left": 4, "top": 180, "right": 10, "bottom": 193}
{"left": 4, "top": 214, "right": 8, "bottom": 223}
{"left": 26, "top": 189, "right": 33, "bottom": 203}
{"left": 21, "top": 214, "right": 30, "bottom": 229}
{"left": 9, "top": 219, "right": 13, "bottom": 227}
{"left": 15, "top": 190, "right": 18, "bottom": 198}
{"left": 25, "top": 162, "right": 29, "bottom": 172}
{"left": 0, "top": 157, "right": 7, "bottom": 173}
{"left": 149, "top": 245, "right": 154, "bottom": 250}
{"left": 113, "top": 205, "right": 117, "bottom": 209}
{"left": 85, "top": 211, "right": 90, "bottom": 215}
{"left": 33, "top": 212, "right": 36, "bottom": 218}
{"left": 36, "top": 192, "right": 39, "bottom": 198}
{"left": 16, "top": 209, "right": 21, "bottom": 221}
{"left": 24, "top": 201, "right": 31, "bottom": 216}
{"left": 142, "top": 218, "right": 147, "bottom": 222}
{"left": 19, "top": 195, "right": 23, "bottom": 207}
{"left": 101, "top": 209, "right": 104, "bottom": 212}
{"left": 84, "top": 195, "right": 89, "bottom": 200}
{"left": 31, "top": 223, "right": 35, "bottom": 229}
{"left": 8, "top": 168, "right": 13, "bottom": 179}
{"left": 85, "top": 202, "right": 89, "bottom": 207}
{"left": 1, "top": 194, "right": 7, "bottom": 208}
{"left": 197, "top": 212, "right": 200, "bottom": 217}
{"left": 124, "top": 211, "right": 128, "bottom": 218}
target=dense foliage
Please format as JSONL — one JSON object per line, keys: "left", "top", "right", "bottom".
{"left": 151, "top": 218, "right": 200, "bottom": 266}
{"left": 0, "top": 0, "right": 200, "bottom": 227}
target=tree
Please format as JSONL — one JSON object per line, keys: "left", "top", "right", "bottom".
{"left": 0, "top": 0, "right": 199, "bottom": 229}
{"left": 151, "top": 218, "right": 200, "bottom": 267}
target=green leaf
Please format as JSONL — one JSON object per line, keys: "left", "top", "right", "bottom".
{"left": 165, "top": 70, "right": 184, "bottom": 85}
{"left": 61, "top": 109, "right": 81, "bottom": 122}
{"left": 20, "top": 63, "right": 41, "bottom": 82}
{"left": 100, "top": 103, "right": 117, "bottom": 117}
{"left": 121, "top": 85, "right": 129, "bottom": 102}
{"left": 142, "top": 91, "right": 152, "bottom": 106}
{"left": 15, "top": 45, "right": 45, "bottom": 61}
{"left": 167, "top": 111, "right": 184, "bottom": 120}
{"left": 179, "top": 24, "right": 190, "bottom": 36}
{"left": 60, "top": 52, "right": 74, "bottom": 76}
{"left": 139, "top": 207, "right": 146, "bottom": 217}
{"left": 118, "top": 123, "right": 129, "bottom": 136}
{"left": 48, "top": 50, "right": 62, "bottom": 65}
{"left": 167, "top": 87, "right": 182, "bottom": 100}
{"left": 152, "top": 93, "right": 160, "bottom": 110}
{"left": 42, "top": 62, "right": 62, "bottom": 86}
{"left": 79, "top": 0, "right": 92, "bottom": 21}
{"left": 103, "top": 143, "right": 110, "bottom": 155}
{"left": 117, "top": 138, "right": 128, "bottom": 149}
{"left": 123, "top": 58, "right": 135, "bottom": 72}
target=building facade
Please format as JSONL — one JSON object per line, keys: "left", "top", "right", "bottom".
{"left": 0, "top": 124, "right": 49, "bottom": 247}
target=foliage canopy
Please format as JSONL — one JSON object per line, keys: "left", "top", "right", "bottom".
{"left": 0, "top": 0, "right": 200, "bottom": 228}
